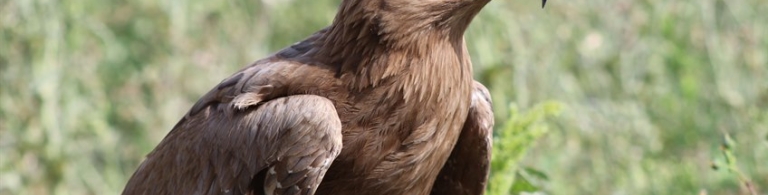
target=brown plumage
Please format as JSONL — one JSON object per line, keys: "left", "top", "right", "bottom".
{"left": 123, "top": 0, "right": 499, "bottom": 194}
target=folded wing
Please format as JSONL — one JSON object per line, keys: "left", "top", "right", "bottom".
{"left": 431, "top": 81, "right": 494, "bottom": 195}
{"left": 123, "top": 66, "right": 343, "bottom": 195}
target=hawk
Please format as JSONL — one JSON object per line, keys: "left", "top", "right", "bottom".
{"left": 121, "top": 0, "right": 545, "bottom": 194}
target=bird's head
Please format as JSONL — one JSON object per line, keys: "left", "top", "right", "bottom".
{"left": 319, "top": 0, "right": 548, "bottom": 86}
{"left": 328, "top": 0, "right": 547, "bottom": 46}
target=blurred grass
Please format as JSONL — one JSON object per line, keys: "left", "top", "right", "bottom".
{"left": 1, "top": 0, "right": 767, "bottom": 194}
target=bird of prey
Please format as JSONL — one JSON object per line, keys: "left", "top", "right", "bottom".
{"left": 121, "top": 0, "right": 544, "bottom": 194}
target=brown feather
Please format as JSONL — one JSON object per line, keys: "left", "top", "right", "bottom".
{"left": 431, "top": 81, "right": 494, "bottom": 195}
{"left": 123, "top": 0, "right": 495, "bottom": 194}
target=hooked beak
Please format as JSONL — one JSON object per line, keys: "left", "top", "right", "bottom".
{"left": 542, "top": 0, "right": 547, "bottom": 8}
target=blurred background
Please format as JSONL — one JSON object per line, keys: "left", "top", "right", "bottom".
{"left": 1, "top": 0, "right": 766, "bottom": 194}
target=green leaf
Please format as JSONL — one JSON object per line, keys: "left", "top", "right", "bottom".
{"left": 510, "top": 172, "right": 539, "bottom": 194}
{"left": 722, "top": 133, "right": 735, "bottom": 150}
{"left": 522, "top": 167, "right": 550, "bottom": 181}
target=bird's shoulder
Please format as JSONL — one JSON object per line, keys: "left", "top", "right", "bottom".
{"left": 186, "top": 57, "right": 341, "bottom": 117}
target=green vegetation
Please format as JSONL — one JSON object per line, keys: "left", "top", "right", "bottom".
{"left": 488, "top": 102, "right": 561, "bottom": 195}
{"left": 1, "top": 0, "right": 766, "bottom": 194}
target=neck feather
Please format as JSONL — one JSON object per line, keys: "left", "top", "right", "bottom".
{"left": 305, "top": 0, "right": 488, "bottom": 90}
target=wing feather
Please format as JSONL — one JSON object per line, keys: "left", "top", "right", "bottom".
{"left": 430, "top": 81, "right": 494, "bottom": 195}
{"left": 123, "top": 63, "right": 343, "bottom": 195}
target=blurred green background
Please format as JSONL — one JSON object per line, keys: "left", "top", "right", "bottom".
{"left": 1, "top": 0, "right": 766, "bottom": 194}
